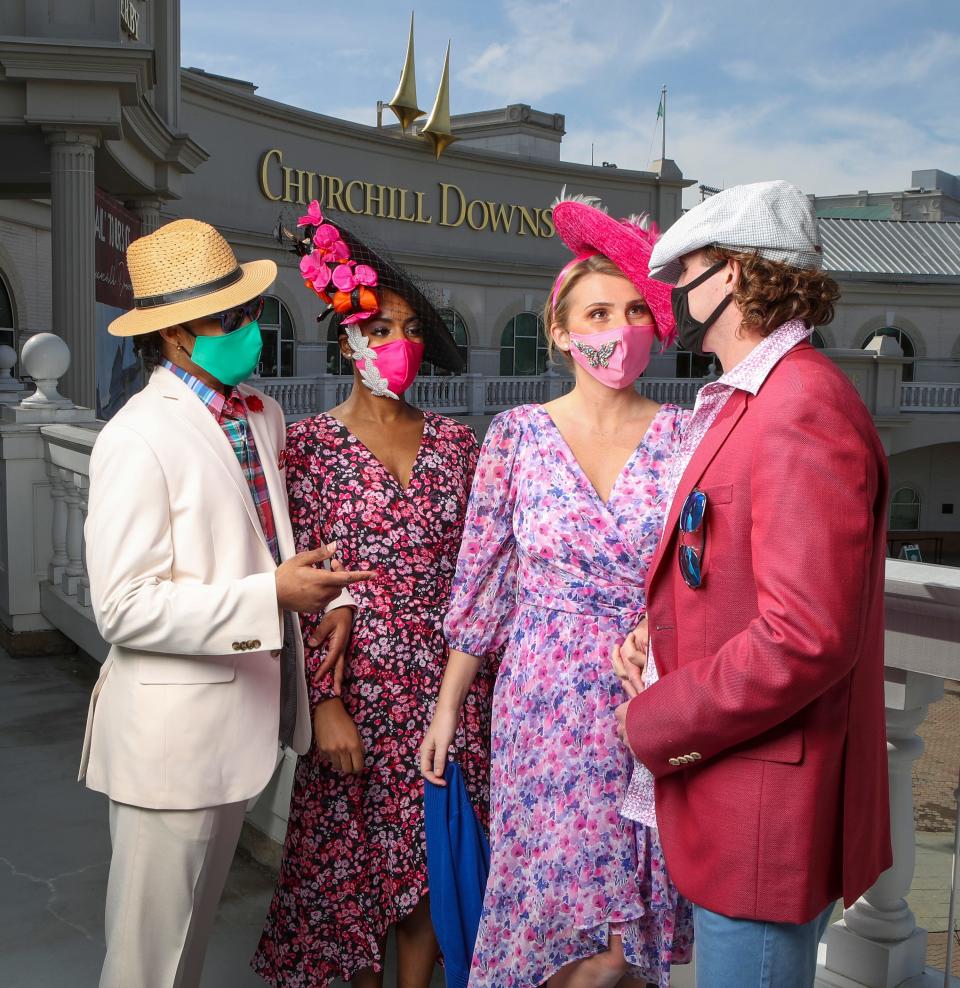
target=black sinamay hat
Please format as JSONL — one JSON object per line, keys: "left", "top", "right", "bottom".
{"left": 277, "top": 205, "right": 464, "bottom": 374}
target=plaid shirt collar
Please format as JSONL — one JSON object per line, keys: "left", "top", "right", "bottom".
{"left": 161, "top": 360, "right": 246, "bottom": 421}
{"left": 705, "top": 319, "right": 813, "bottom": 397}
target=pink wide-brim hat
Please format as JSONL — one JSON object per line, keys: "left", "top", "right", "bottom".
{"left": 552, "top": 200, "right": 676, "bottom": 346}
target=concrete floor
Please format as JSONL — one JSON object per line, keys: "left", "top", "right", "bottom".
{"left": 0, "top": 651, "right": 315, "bottom": 988}
{"left": 1, "top": 650, "right": 955, "bottom": 988}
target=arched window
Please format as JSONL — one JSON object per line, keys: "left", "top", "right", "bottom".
{"left": 889, "top": 486, "right": 921, "bottom": 531}
{"left": 421, "top": 307, "right": 470, "bottom": 377}
{"left": 500, "top": 312, "right": 546, "bottom": 376}
{"left": 810, "top": 329, "right": 826, "bottom": 349}
{"left": 326, "top": 315, "right": 353, "bottom": 375}
{"left": 0, "top": 272, "right": 14, "bottom": 351}
{"left": 258, "top": 295, "right": 296, "bottom": 378}
{"left": 862, "top": 327, "right": 915, "bottom": 382}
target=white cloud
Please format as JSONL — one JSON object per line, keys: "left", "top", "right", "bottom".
{"left": 562, "top": 95, "right": 959, "bottom": 206}
{"left": 459, "top": 0, "right": 701, "bottom": 104}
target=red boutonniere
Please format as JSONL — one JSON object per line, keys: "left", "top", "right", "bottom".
{"left": 245, "top": 395, "right": 264, "bottom": 413}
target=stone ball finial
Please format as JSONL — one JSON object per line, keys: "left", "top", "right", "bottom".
{"left": 20, "top": 333, "right": 73, "bottom": 408}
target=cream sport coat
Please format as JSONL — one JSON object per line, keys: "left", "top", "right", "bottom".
{"left": 80, "top": 367, "right": 322, "bottom": 809}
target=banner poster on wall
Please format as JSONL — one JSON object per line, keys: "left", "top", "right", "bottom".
{"left": 95, "top": 190, "right": 142, "bottom": 419}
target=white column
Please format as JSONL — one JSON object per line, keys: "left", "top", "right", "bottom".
{"left": 78, "top": 479, "right": 91, "bottom": 609}
{"left": 60, "top": 469, "right": 85, "bottom": 597}
{"left": 819, "top": 669, "right": 945, "bottom": 988}
{"left": 46, "top": 460, "right": 69, "bottom": 585}
{"left": 46, "top": 131, "right": 99, "bottom": 411}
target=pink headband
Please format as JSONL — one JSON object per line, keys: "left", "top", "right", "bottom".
{"left": 550, "top": 250, "right": 598, "bottom": 312}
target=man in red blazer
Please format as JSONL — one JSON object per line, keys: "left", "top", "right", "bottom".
{"left": 614, "top": 181, "right": 891, "bottom": 987}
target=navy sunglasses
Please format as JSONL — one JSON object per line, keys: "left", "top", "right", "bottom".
{"left": 678, "top": 489, "right": 707, "bottom": 589}
{"left": 212, "top": 296, "right": 264, "bottom": 334}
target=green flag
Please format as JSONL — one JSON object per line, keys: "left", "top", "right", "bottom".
{"left": 657, "top": 96, "right": 664, "bottom": 119}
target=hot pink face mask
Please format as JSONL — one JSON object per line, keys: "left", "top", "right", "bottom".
{"left": 567, "top": 323, "right": 655, "bottom": 389}
{"left": 356, "top": 337, "right": 425, "bottom": 398}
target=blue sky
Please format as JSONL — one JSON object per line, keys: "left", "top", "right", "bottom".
{"left": 182, "top": 0, "right": 960, "bottom": 207}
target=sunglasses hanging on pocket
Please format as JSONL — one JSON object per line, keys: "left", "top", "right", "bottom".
{"left": 678, "top": 489, "right": 707, "bottom": 589}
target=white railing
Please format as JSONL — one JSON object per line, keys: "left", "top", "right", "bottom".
{"left": 638, "top": 378, "right": 706, "bottom": 406}
{"left": 485, "top": 375, "right": 563, "bottom": 411}
{"left": 39, "top": 423, "right": 106, "bottom": 662}
{"left": 255, "top": 376, "right": 324, "bottom": 419}
{"left": 901, "top": 382, "right": 960, "bottom": 413}
{"left": 258, "top": 370, "right": 960, "bottom": 422}
{"left": 408, "top": 376, "right": 470, "bottom": 412}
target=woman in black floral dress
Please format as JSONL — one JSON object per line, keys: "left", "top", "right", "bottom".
{"left": 253, "top": 209, "right": 495, "bottom": 988}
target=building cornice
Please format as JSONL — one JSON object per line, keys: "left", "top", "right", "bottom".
{"left": 121, "top": 102, "right": 208, "bottom": 174}
{"left": 180, "top": 69, "right": 692, "bottom": 193}
{"left": 0, "top": 40, "right": 154, "bottom": 105}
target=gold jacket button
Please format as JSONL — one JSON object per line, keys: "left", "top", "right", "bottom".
{"left": 691, "top": 752, "right": 702, "bottom": 760}
{"left": 232, "top": 642, "right": 241, "bottom": 651}
{"left": 252, "top": 640, "right": 262, "bottom": 649}
{"left": 668, "top": 757, "right": 680, "bottom": 767}
{"left": 270, "top": 649, "right": 281, "bottom": 659}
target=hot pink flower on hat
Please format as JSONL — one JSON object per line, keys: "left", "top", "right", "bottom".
{"left": 313, "top": 224, "right": 350, "bottom": 263}
{"left": 299, "top": 252, "right": 332, "bottom": 293}
{"left": 332, "top": 263, "right": 378, "bottom": 292}
{"left": 297, "top": 199, "right": 324, "bottom": 228}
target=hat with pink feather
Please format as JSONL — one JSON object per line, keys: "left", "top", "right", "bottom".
{"left": 550, "top": 189, "right": 676, "bottom": 346}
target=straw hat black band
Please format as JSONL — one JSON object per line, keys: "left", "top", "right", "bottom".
{"left": 133, "top": 267, "right": 243, "bottom": 310}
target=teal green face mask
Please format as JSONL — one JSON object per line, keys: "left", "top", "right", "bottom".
{"left": 188, "top": 320, "right": 263, "bottom": 386}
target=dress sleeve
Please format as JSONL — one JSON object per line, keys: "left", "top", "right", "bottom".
{"left": 284, "top": 422, "right": 339, "bottom": 704}
{"left": 443, "top": 409, "right": 523, "bottom": 657}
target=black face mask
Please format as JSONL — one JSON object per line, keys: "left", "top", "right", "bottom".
{"left": 671, "top": 260, "right": 732, "bottom": 356}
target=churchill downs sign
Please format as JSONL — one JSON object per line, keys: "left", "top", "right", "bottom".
{"left": 258, "top": 148, "right": 556, "bottom": 239}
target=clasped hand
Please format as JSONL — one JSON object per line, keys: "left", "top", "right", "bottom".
{"left": 612, "top": 616, "right": 649, "bottom": 745}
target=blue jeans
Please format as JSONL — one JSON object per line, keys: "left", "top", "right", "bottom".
{"left": 693, "top": 902, "right": 836, "bottom": 988}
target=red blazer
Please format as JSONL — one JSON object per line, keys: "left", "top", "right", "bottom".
{"left": 626, "top": 342, "right": 892, "bottom": 924}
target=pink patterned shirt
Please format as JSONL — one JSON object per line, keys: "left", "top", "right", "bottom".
{"left": 621, "top": 318, "right": 815, "bottom": 825}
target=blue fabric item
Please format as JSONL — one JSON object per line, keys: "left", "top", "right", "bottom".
{"left": 424, "top": 761, "right": 490, "bottom": 988}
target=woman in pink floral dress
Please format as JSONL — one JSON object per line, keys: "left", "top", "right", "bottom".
{"left": 421, "top": 198, "right": 693, "bottom": 987}
{"left": 254, "top": 211, "right": 495, "bottom": 987}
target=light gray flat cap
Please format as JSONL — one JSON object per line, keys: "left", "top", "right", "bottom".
{"left": 649, "top": 179, "right": 823, "bottom": 284}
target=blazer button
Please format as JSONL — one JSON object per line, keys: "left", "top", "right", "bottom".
{"left": 668, "top": 757, "right": 680, "bottom": 767}
{"left": 271, "top": 649, "right": 281, "bottom": 659}
{"left": 232, "top": 642, "right": 241, "bottom": 651}
{"left": 691, "top": 752, "right": 702, "bottom": 760}
{"left": 252, "top": 640, "right": 261, "bottom": 649}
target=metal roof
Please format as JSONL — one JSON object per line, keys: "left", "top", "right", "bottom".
{"left": 819, "top": 217, "right": 960, "bottom": 280}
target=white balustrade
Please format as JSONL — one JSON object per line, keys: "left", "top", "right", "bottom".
{"left": 39, "top": 424, "right": 104, "bottom": 660}
{"left": 45, "top": 459, "right": 69, "bottom": 585}
{"left": 818, "top": 561, "right": 960, "bottom": 988}
{"left": 638, "top": 378, "right": 705, "bottom": 406}
{"left": 901, "top": 382, "right": 960, "bottom": 412}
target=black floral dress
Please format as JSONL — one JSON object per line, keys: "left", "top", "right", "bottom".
{"left": 252, "top": 411, "right": 497, "bottom": 987}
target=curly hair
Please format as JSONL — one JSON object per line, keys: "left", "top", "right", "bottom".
{"left": 132, "top": 331, "right": 166, "bottom": 374}
{"left": 706, "top": 246, "right": 840, "bottom": 335}
{"left": 542, "top": 254, "right": 626, "bottom": 366}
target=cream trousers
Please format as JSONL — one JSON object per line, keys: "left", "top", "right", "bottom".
{"left": 99, "top": 799, "right": 247, "bottom": 988}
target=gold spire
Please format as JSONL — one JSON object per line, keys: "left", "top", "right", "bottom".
{"left": 387, "top": 12, "right": 424, "bottom": 134}
{"left": 421, "top": 41, "right": 457, "bottom": 159}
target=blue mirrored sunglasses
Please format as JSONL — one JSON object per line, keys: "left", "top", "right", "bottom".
{"left": 678, "top": 489, "right": 707, "bottom": 589}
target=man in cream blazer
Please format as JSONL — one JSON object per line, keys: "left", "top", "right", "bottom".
{"left": 82, "top": 219, "right": 370, "bottom": 988}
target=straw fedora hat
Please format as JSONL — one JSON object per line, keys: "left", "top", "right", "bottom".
{"left": 108, "top": 219, "right": 278, "bottom": 337}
